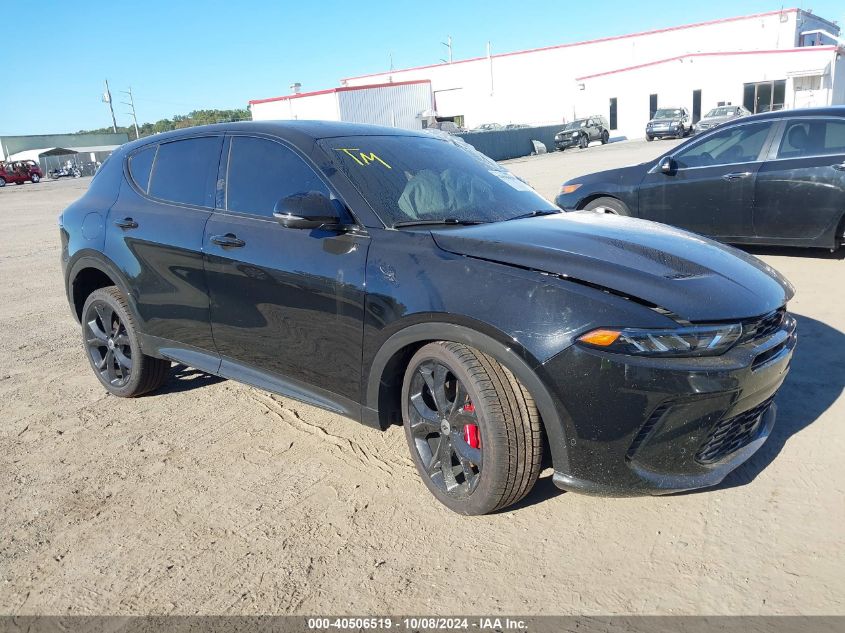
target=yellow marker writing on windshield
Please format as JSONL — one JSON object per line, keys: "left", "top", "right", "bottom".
{"left": 335, "top": 148, "right": 392, "bottom": 169}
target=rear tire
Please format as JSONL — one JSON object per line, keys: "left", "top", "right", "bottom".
{"left": 583, "top": 196, "right": 631, "bottom": 216}
{"left": 81, "top": 286, "right": 170, "bottom": 397}
{"left": 401, "top": 341, "right": 543, "bottom": 515}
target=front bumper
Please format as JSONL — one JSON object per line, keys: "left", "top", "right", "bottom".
{"left": 538, "top": 312, "right": 797, "bottom": 495}
{"left": 554, "top": 135, "right": 581, "bottom": 149}
{"left": 647, "top": 127, "right": 683, "bottom": 138}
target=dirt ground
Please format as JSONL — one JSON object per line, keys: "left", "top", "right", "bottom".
{"left": 1, "top": 140, "right": 843, "bottom": 616}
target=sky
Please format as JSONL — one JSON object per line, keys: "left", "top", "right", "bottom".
{"left": 3, "top": 0, "right": 843, "bottom": 136}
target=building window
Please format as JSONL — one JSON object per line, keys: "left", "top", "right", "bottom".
{"left": 609, "top": 98, "right": 618, "bottom": 130}
{"left": 649, "top": 94, "right": 658, "bottom": 120}
{"left": 692, "top": 90, "right": 702, "bottom": 124}
{"left": 743, "top": 80, "right": 786, "bottom": 113}
{"left": 794, "top": 75, "right": 822, "bottom": 91}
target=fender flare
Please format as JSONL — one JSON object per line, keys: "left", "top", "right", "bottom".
{"left": 66, "top": 251, "right": 138, "bottom": 324}
{"left": 365, "top": 322, "right": 572, "bottom": 473}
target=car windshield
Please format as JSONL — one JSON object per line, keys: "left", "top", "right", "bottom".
{"left": 705, "top": 107, "right": 735, "bottom": 118}
{"left": 654, "top": 109, "right": 682, "bottom": 119}
{"left": 319, "top": 135, "right": 557, "bottom": 227}
{"left": 563, "top": 120, "right": 588, "bottom": 130}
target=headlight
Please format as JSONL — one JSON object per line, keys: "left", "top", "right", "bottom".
{"left": 577, "top": 323, "right": 742, "bottom": 357}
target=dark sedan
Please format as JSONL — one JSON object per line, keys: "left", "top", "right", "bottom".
{"left": 556, "top": 106, "right": 845, "bottom": 251}
{"left": 61, "top": 121, "right": 795, "bottom": 515}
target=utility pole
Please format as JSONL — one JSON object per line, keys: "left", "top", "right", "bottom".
{"left": 102, "top": 79, "right": 117, "bottom": 133}
{"left": 121, "top": 86, "right": 140, "bottom": 140}
{"left": 441, "top": 35, "right": 452, "bottom": 63}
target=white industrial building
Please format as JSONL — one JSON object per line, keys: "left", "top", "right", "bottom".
{"left": 250, "top": 8, "right": 844, "bottom": 140}
{"left": 250, "top": 80, "right": 433, "bottom": 128}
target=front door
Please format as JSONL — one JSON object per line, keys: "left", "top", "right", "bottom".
{"left": 637, "top": 120, "right": 775, "bottom": 238}
{"left": 754, "top": 117, "right": 845, "bottom": 243}
{"left": 203, "top": 134, "right": 370, "bottom": 404}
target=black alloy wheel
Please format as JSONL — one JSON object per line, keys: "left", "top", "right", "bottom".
{"left": 401, "top": 342, "right": 543, "bottom": 515}
{"left": 81, "top": 286, "right": 170, "bottom": 397}
{"left": 406, "top": 358, "right": 483, "bottom": 496}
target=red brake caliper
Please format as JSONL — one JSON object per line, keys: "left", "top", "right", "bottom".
{"left": 462, "top": 401, "right": 481, "bottom": 449}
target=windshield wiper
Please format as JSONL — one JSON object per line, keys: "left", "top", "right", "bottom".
{"left": 503, "top": 210, "right": 561, "bottom": 222}
{"left": 392, "top": 218, "right": 487, "bottom": 228}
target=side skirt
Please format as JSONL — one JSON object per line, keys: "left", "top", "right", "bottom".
{"left": 140, "top": 333, "right": 366, "bottom": 425}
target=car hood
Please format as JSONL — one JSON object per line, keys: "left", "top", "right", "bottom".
{"left": 649, "top": 118, "right": 682, "bottom": 125}
{"left": 430, "top": 214, "right": 793, "bottom": 321}
{"left": 700, "top": 115, "right": 734, "bottom": 124}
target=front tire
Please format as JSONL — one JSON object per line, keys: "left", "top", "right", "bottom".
{"left": 646, "top": 134, "right": 654, "bottom": 142}
{"left": 601, "top": 130, "right": 609, "bottom": 144}
{"left": 583, "top": 196, "right": 631, "bottom": 216}
{"left": 81, "top": 286, "right": 170, "bottom": 397}
{"left": 31, "top": 174, "right": 40, "bottom": 183}
{"left": 401, "top": 342, "right": 543, "bottom": 515}
{"left": 579, "top": 134, "right": 588, "bottom": 149}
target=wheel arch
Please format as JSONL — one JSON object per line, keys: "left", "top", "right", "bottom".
{"left": 364, "top": 320, "right": 572, "bottom": 473}
{"left": 576, "top": 193, "right": 625, "bottom": 211}
{"left": 67, "top": 253, "right": 137, "bottom": 324}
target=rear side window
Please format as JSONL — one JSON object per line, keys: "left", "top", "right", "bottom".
{"left": 128, "top": 145, "right": 156, "bottom": 193}
{"left": 225, "top": 136, "right": 330, "bottom": 217}
{"left": 777, "top": 119, "right": 845, "bottom": 159}
{"left": 148, "top": 136, "right": 220, "bottom": 207}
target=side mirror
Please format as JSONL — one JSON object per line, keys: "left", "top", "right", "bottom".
{"left": 659, "top": 157, "right": 676, "bottom": 174}
{"left": 273, "top": 191, "right": 342, "bottom": 230}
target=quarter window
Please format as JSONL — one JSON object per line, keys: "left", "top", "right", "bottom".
{"left": 148, "top": 136, "right": 220, "bottom": 207}
{"left": 128, "top": 145, "right": 156, "bottom": 193}
{"left": 225, "top": 136, "right": 330, "bottom": 217}
{"left": 674, "top": 122, "right": 773, "bottom": 168}
{"left": 777, "top": 119, "right": 845, "bottom": 159}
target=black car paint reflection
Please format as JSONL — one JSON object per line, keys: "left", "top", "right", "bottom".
{"left": 61, "top": 120, "right": 797, "bottom": 497}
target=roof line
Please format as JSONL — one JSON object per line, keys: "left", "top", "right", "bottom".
{"left": 249, "top": 79, "right": 431, "bottom": 105}
{"left": 340, "top": 8, "right": 800, "bottom": 82}
{"left": 575, "top": 46, "right": 838, "bottom": 81}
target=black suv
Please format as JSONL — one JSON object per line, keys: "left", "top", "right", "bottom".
{"left": 554, "top": 116, "right": 610, "bottom": 150}
{"left": 61, "top": 121, "right": 795, "bottom": 514}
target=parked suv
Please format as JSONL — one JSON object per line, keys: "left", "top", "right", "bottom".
{"left": 61, "top": 121, "right": 795, "bottom": 514}
{"left": 554, "top": 116, "right": 609, "bottom": 150}
{"left": 646, "top": 107, "right": 692, "bottom": 140}
{"left": 0, "top": 160, "right": 43, "bottom": 186}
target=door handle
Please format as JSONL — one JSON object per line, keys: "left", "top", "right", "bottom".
{"left": 210, "top": 233, "right": 246, "bottom": 248}
{"left": 722, "top": 172, "right": 752, "bottom": 181}
{"left": 113, "top": 217, "right": 138, "bottom": 229}
{"left": 832, "top": 163, "right": 845, "bottom": 171}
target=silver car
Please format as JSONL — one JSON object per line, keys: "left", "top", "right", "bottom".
{"left": 694, "top": 105, "right": 752, "bottom": 133}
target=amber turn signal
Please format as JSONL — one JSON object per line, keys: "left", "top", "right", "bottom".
{"left": 559, "top": 183, "right": 582, "bottom": 195}
{"left": 577, "top": 328, "right": 621, "bottom": 346}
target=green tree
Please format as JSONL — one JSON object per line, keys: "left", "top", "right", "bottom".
{"left": 75, "top": 108, "right": 251, "bottom": 139}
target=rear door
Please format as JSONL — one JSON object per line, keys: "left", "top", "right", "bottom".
{"left": 637, "top": 120, "right": 776, "bottom": 238}
{"left": 753, "top": 116, "right": 845, "bottom": 245}
{"left": 203, "top": 134, "right": 369, "bottom": 404}
{"left": 104, "top": 135, "right": 222, "bottom": 362}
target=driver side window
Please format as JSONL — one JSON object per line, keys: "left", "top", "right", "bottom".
{"left": 674, "top": 122, "right": 772, "bottom": 169}
{"left": 225, "top": 136, "right": 331, "bottom": 217}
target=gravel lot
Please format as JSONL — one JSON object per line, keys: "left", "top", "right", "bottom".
{"left": 1, "top": 140, "right": 842, "bottom": 616}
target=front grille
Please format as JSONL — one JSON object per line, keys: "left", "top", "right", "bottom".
{"left": 695, "top": 397, "right": 775, "bottom": 464}
{"left": 740, "top": 308, "right": 785, "bottom": 344}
